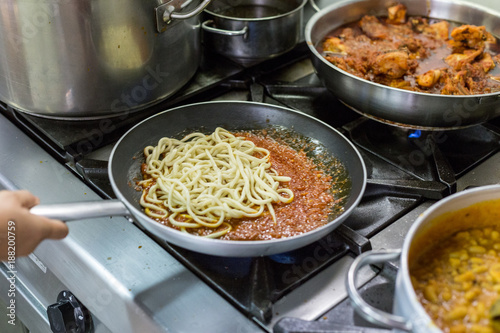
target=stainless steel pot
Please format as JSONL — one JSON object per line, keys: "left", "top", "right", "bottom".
{"left": 0, "top": 0, "right": 211, "bottom": 119}
{"left": 202, "top": 0, "right": 307, "bottom": 66}
{"left": 346, "top": 184, "right": 500, "bottom": 332}
{"left": 30, "top": 101, "right": 367, "bottom": 257}
{"left": 305, "top": 0, "right": 500, "bottom": 130}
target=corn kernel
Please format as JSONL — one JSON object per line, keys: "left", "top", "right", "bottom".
{"left": 479, "top": 238, "right": 489, "bottom": 246}
{"left": 445, "top": 306, "right": 468, "bottom": 321}
{"left": 454, "top": 271, "right": 475, "bottom": 283}
{"left": 470, "top": 257, "right": 484, "bottom": 264}
{"left": 461, "top": 281, "right": 473, "bottom": 291}
{"left": 449, "top": 258, "right": 461, "bottom": 267}
{"left": 424, "top": 285, "right": 439, "bottom": 303}
{"left": 455, "top": 231, "right": 470, "bottom": 240}
{"left": 464, "top": 288, "right": 479, "bottom": 301}
{"left": 490, "top": 264, "right": 500, "bottom": 282}
{"left": 469, "top": 245, "right": 487, "bottom": 254}
{"left": 470, "top": 325, "right": 493, "bottom": 333}
{"left": 469, "top": 312, "right": 479, "bottom": 323}
{"left": 450, "top": 251, "right": 464, "bottom": 258}
{"left": 442, "top": 290, "right": 452, "bottom": 301}
{"left": 472, "top": 265, "right": 488, "bottom": 274}
{"left": 450, "top": 325, "right": 466, "bottom": 333}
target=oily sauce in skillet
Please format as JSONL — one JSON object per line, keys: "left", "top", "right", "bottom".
{"left": 139, "top": 128, "right": 349, "bottom": 240}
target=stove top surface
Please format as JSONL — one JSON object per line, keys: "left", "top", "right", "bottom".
{"left": 1, "top": 1, "right": 500, "bottom": 332}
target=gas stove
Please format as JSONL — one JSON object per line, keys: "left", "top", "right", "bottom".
{"left": 1, "top": 1, "right": 500, "bottom": 332}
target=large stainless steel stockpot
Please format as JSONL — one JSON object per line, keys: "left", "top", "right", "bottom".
{"left": 202, "top": 0, "right": 307, "bottom": 66}
{"left": 0, "top": 0, "right": 210, "bottom": 119}
{"left": 305, "top": 0, "right": 500, "bottom": 130}
{"left": 346, "top": 184, "right": 500, "bottom": 332}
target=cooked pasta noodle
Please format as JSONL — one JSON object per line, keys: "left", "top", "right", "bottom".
{"left": 138, "top": 127, "right": 294, "bottom": 238}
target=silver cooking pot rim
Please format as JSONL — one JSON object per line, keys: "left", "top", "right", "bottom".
{"left": 204, "top": 0, "right": 307, "bottom": 21}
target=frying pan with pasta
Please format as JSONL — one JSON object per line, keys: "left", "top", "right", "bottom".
{"left": 31, "top": 101, "right": 366, "bottom": 257}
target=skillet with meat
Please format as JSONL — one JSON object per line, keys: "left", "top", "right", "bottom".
{"left": 322, "top": 3, "right": 500, "bottom": 95}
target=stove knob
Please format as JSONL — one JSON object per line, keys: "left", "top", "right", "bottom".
{"left": 47, "top": 290, "right": 93, "bottom": 333}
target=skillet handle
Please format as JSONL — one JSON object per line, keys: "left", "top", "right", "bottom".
{"left": 30, "top": 200, "right": 130, "bottom": 222}
{"left": 346, "top": 249, "right": 412, "bottom": 332}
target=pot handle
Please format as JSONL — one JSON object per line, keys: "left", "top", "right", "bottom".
{"left": 201, "top": 20, "right": 248, "bottom": 36}
{"left": 309, "top": 0, "right": 321, "bottom": 13}
{"left": 155, "top": 0, "right": 212, "bottom": 32}
{"left": 30, "top": 200, "right": 130, "bottom": 222}
{"left": 346, "top": 249, "right": 413, "bottom": 332}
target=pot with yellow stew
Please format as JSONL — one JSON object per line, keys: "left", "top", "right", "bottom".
{"left": 346, "top": 184, "right": 500, "bottom": 332}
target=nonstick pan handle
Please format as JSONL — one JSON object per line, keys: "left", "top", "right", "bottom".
{"left": 30, "top": 200, "right": 130, "bottom": 222}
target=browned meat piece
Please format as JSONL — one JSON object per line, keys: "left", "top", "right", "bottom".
{"left": 441, "top": 63, "right": 489, "bottom": 95}
{"left": 399, "top": 37, "right": 430, "bottom": 59}
{"left": 416, "top": 70, "right": 442, "bottom": 88}
{"left": 445, "top": 48, "right": 484, "bottom": 71}
{"left": 359, "top": 16, "right": 388, "bottom": 39}
{"left": 463, "top": 63, "right": 490, "bottom": 93}
{"left": 449, "top": 25, "right": 490, "bottom": 51}
{"left": 409, "top": 17, "right": 429, "bottom": 33}
{"left": 372, "top": 51, "right": 409, "bottom": 78}
{"left": 389, "top": 79, "right": 413, "bottom": 90}
{"left": 441, "top": 71, "right": 470, "bottom": 95}
{"left": 337, "top": 27, "right": 356, "bottom": 40}
{"left": 325, "top": 55, "right": 370, "bottom": 78}
{"left": 423, "top": 21, "right": 450, "bottom": 40}
{"left": 478, "top": 53, "right": 496, "bottom": 73}
{"left": 387, "top": 4, "right": 407, "bottom": 24}
{"left": 323, "top": 37, "right": 348, "bottom": 55}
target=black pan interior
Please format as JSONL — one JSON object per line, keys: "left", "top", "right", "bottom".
{"left": 206, "top": 0, "right": 304, "bottom": 17}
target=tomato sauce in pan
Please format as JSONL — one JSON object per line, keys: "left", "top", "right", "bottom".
{"left": 142, "top": 130, "right": 346, "bottom": 241}
{"left": 218, "top": 132, "right": 339, "bottom": 240}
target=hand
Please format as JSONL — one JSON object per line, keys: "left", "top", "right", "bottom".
{"left": 0, "top": 190, "right": 69, "bottom": 260}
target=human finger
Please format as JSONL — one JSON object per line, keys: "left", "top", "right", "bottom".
{"left": 37, "top": 217, "right": 69, "bottom": 240}
{"left": 11, "top": 190, "right": 40, "bottom": 208}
